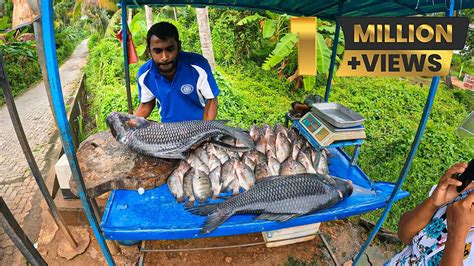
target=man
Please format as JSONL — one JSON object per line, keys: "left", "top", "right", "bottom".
{"left": 135, "top": 22, "right": 219, "bottom": 122}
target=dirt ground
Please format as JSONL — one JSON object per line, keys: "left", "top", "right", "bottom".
{"left": 37, "top": 202, "right": 400, "bottom": 266}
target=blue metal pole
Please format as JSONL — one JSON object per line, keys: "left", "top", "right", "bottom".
{"left": 41, "top": 2, "right": 115, "bottom": 265}
{"left": 353, "top": 1, "right": 455, "bottom": 264}
{"left": 122, "top": 0, "right": 133, "bottom": 114}
{"left": 324, "top": 2, "right": 344, "bottom": 102}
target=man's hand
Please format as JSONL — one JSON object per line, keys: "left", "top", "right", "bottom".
{"left": 429, "top": 162, "right": 468, "bottom": 208}
{"left": 440, "top": 192, "right": 474, "bottom": 265}
{"left": 134, "top": 100, "right": 156, "bottom": 118}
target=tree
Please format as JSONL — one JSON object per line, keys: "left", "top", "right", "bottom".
{"left": 196, "top": 7, "right": 216, "bottom": 70}
{"left": 145, "top": 5, "right": 152, "bottom": 30}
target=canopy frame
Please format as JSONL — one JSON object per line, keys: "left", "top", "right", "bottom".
{"left": 28, "top": 1, "right": 463, "bottom": 265}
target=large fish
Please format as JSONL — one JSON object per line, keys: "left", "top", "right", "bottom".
{"left": 106, "top": 112, "right": 255, "bottom": 159}
{"left": 187, "top": 174, "right": 353, "bottom": 234}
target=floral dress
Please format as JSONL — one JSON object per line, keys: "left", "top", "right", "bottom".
{"left": 386, "top": 188, "right": 474, "bottom": 265}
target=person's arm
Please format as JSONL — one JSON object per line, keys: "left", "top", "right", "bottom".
{"left": 398, "top": 163, "right": 468, "bottom": 244}
{"left": 203, "top": 98, "right": 218, "bottom": 120}
{"left": 134, "top": 100, "right": 155, "bottom": 118}
{"left": 398, "top": 198, "right": 438, "bottom": 244}
{"left": 440, "top": 192, "right": 474, "bottom": 266}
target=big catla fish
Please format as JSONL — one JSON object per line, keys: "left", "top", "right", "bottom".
{"left": 187, "top": 174, "right": 353, "bottom": 234}
{"left": 106, "top": 112, "right": 255, "bottom": 159}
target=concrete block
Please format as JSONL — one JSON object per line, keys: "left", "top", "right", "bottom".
{"left": 55, "top": 154, "right": 72, "bottom": 189}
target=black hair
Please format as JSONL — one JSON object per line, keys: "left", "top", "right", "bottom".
{"left": 146, "top": 22, "right": 180, "bottom": 49}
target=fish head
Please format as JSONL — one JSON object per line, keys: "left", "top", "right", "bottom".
{"left": 334, "top": 178, "right": 353, "bottom": 199}
{"left": 106, "top": 112, "right": 149, "bottom": 141}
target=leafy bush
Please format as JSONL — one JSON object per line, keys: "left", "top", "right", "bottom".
{"left": 0, "top": 21, "right": 86, "bottom": 106}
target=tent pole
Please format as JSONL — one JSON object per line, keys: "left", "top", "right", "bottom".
{"left": 353, "top": 1, "right": 455, "bottom": 264}
{"left": 122, "top": 0, "right": 133, "bottom": 114}
{"left": 324, "top": 2, "right": 344, "bottom": 102}
{"left": 0, "top": 198, "right": 47, "bottom": 266}
{"left": 40, "top": 1, "right": 115, "bottom": 265}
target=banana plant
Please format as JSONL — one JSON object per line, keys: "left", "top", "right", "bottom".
{"left": 237, "top": 12, "right": 339, "bottom": 76}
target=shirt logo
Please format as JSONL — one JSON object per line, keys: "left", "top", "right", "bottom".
{"left": 180, "top": 84, "right": 194, "bottom": 95}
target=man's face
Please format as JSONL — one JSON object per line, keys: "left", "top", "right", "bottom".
{"left": 148, "top": 35, "right": 179, "bottom": 75}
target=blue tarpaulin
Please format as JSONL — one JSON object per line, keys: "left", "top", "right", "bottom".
{"left": 101, "top": 147, "right": 409, "bottom": 240}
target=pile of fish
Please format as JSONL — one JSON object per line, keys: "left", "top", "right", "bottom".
{"left": 187, "top": 173, "right": 353, "bottom": 234}
{"left": 167, "top": 123, "right": 331, "bottom": 205}
{"left": 106, "top": 112, "right": 255, "bottom": 159}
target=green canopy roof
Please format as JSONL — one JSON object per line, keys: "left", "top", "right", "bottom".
{"left": 121, "top": 0, "right": 474, "bottom": 19}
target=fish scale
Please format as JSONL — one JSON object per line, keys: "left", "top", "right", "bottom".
{"left": 187, "top": 174, "right": 353, "bottom": 234}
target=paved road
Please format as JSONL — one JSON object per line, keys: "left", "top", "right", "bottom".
{"left": 0, "top": 39, "right": 88, "bottom": 263}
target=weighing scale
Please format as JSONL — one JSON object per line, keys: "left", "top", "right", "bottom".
{"left": 292, "top": 109, "right": 365, "bottom": 165}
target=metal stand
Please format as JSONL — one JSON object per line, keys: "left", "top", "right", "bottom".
{"left": 0, "top": 52, "right": 78, "bottom": 249}
{"left": 0, "top": 197, "right": 47, "bottom": 266}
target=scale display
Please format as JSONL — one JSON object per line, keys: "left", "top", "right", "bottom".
{"left": 300, "top": 112, "right": 331, "bottom": 145}
{"left": 297, "top": 111, "right": 366, "bottom": 147}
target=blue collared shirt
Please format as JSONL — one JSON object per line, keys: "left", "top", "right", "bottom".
{"left": 137, "top": 52, "right": 220, "bottom": 123}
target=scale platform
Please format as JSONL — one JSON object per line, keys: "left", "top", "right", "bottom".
{"left": 100, "top": 147, "right": 409, "bottom": 241}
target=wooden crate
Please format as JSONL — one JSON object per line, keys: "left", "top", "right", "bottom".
{"left": 262, "top": 223, "right": 321, "bottom": 248}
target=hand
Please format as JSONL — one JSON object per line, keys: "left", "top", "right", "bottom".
{"left": 429, "top": 163, "right": 468, "bottom": 208}
{"left": 446, "top": 192, "right": 474, "bottom": 240}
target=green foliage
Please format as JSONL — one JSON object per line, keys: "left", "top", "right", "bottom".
{"left": 236, "top": 13, "right": 264, "bottom": 26}
{"left": 307, "top": 77, "right": 473, "bottom": 230}
{"left": 262, "top": 33, "right": 298, "bottom": 70}
{"left": 0, "top": 2, "right": 87, "bottom": 106}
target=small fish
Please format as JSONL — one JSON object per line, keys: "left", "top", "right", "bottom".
{"left": 186, "top": 154, "right": 210, "bottom": 175}
{"left": 213, "top": 145, "right": 230, "bottom": 164}
{"left": 242, "top": 155, "right": 257, "bottom": 172}
{"left": 267, "top": 155, "right": 281, "bottom": 176}
{"left": 192, "top": 169, "right": 212, "bottom": 203}
{"left": 297, "top": 151, "right": 316, "bottom": 174}
{"left": 255, "top": 162, "right": 272, "bottom": 180}
{"left": 167, "top": 161, "right": 190, "bottom": 202}
{"left": 280, "top": 158, "right": 306, "bottom": 176}
{"left": 209, "top": 165, "right": 222, "bottom": 199}
{"left": 275, "top": 131, "right": 291, "bottom": 163}
{"left": 194, "top": 146, "right": 209, "bottom": 166}
{"left": 220, "top": 159, "right": 237, "bottom": 190}
{"left": 235, "top": 160, "right": 255, "bottom": 191}
{"left": 274, "top": 124, "right": 288, "bottom": 138}
{"left": 288, "top": 128, "right": 299, "bottom": 144}
{"left": 249, "top": 125, "right": 262, "bottom": 142}
{"left": 208, "top": 154, "right": 221, "bottom": 172}
{"left": 316, "top": 149, "right": 329, "bottom": 176}
{"left": 183, "top": 169, "right": 195, "bottom": 206}
{"left": 264, "top": 126, "right": 276, "bottom": 157}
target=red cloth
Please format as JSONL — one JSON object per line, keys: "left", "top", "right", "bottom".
{"left": 116, "top": 27, "right": 139, "bottom": 64}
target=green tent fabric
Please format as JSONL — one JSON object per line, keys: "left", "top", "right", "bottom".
{"left": 120, "top": 0, "right": 474, "bottom": 18}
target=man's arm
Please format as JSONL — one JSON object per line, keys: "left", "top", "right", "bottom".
{"left": 134, "top": 100, "right": 155, "bottom": 118}
{"left": 203, "top": 98, "right": 218, "bottom": 120}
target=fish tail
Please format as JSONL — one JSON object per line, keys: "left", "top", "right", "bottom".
{"left": 222, "top": 125, "right": 255, "bottom": 150}
{"left": 200, "top": 209, "right": 233, "bottom": 235}
{"left": 186, "top": 202, "right": 221, "bottom": 215}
